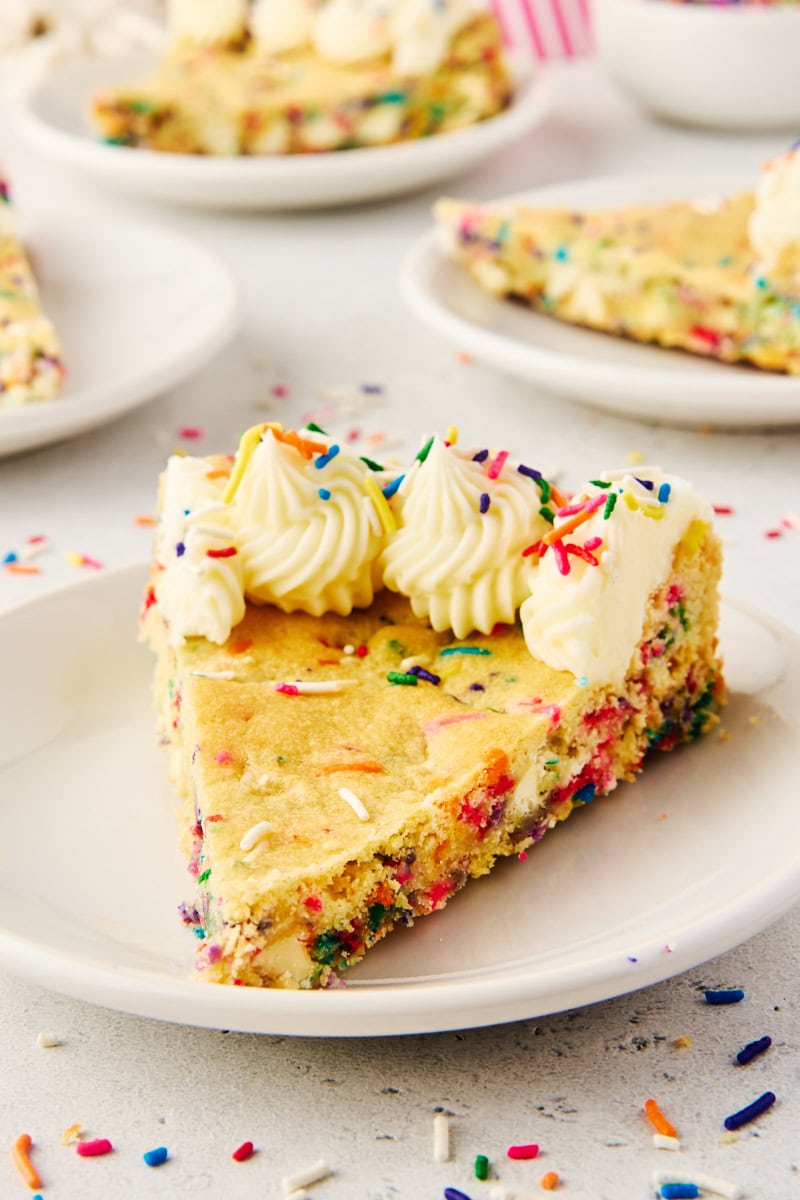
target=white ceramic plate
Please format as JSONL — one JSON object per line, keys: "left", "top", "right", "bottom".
{"left": 402, "top": 173, "right": 800, "bottom": 428}
{"left": 1, "top": 210, "right": 238, "bottom": 457}
{"left": 1, "top": 565, "right": 799, "bottom": 1037}
{"left": 14, "top": 53, "right": 549, "bottom": 210}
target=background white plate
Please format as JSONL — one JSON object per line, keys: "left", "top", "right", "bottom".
{"left": 14, "top": 54, "right": 549, "bottom": 210}
{"left": 0, "top": 210, "right": 238, "bottom": 457}
{"left": 1, "top": 565, "right": 798, "bottom": 1037}
{"left": 402, "top": 173, "right": 800, "bottom": 428}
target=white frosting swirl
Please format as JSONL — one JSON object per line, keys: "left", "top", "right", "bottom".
{"left": 520, "top": 471, "right": 712, "bottom": 687}
{"left": 250, "top": 0, "right": 319, "bottom": 55}
{"left": 157, "top": 456, "right": 245, "bottom": 646}
{"left": 233, "top": 429, "right": 385, "bottom": 616}
{"left": 749, "top": 146, "right": 800, "bottom": 296}
{"left": 380, "top": 438, "right": 548, "bottom": 638}
{"left": 313, "top": 0, "right": 392, "bottom": 65}
{"left": 167, "top": 0, "right": 248, "bottom": 45}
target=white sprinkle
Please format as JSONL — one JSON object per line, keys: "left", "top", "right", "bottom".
{"left": 239, "top": 821, "right": 273, "bottom": 852}
{"left": 338, "top": 786, "right": 370, "bottom": 822}
{"left": 37, "top": 1032, "right": 63, "bottom": 1049}
{"left": 282, "top": 1159, "right": 332, "bottom": 1195}
{"left": 191, "top": 670, "right": 237, "bottom": 680}
{"left": 400, "top": 655, "right": 426, "bottom": 672}
{"left": 433, "top": 1112, "right": 450, "bottom": 1163}
{"left": 652, "top": 1168, "right": 743, "bottom": 1199}
{"left": 20, "top": 539, "right": 50, "bottom": 563}
{"left": 255, "top": 774, "right": 270, "bottom": 788}
{"left": 653, "top": 1134, "right": 681, "bottom": 1151}
{"left": 343, "top": 644, "right": 355, "bottom": 655}
{"left": 489, "top": 1187, "right": 517, "bottom": 1200}
{"left": 274, "top": 680, "right": 358, "bottom": 694}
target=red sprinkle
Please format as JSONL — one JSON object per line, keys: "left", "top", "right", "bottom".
{"left": 76, "top": 1139, "right": 113, "bottom": 1158}
{"left": 713, "top": 504, "right": 734, "bottom": 515}
{"left": 355, "top": 644, "right": 369, "bottom": 658}
{"left": 487, "top": 450, "right": 509, "bottom": 480}
{"left": 215, "top": 751, "right": 233, "bottom": 764}
{"left": 206, "top": 547, "right": 238, "bottom": 558}
{"left": 271, "top": 384, "right": 288, "bottom": 398}
{"left": 304, "top": 896, "right": 323, "bottom": 911}
{"left": 230, "top": 639, "right": 253, "bottom": 654}
{"left": 507, "top": 1144, "right": 539, "bottom": 1160}
{"left": 205, "top": 814, "right": 224, "bottom": 822}
{"left": 179, "top": 426, "right": 205, "bottom": 440}
{"left": 765, "top": 529, "right": 783, "bottom": 539}
{"left": 506, "top": 1142, "right": 537, "bottom": 1161}
{"left": 275, "top": 683, "right": 299, "bottom": 696}
{"left": 232, "top": 1141, "right": 254, "bottom": 1162}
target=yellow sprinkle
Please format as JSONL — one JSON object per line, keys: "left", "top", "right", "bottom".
{"left": 748, "top": 715, "right": 761, "bottom": 726}
{"left": 445, "top": 424, "right": 459, "bottom": 445}
{"left": 623, "top": 491, "right": 640, "bottom": 512}
{"left": 61, "top": 1123, "right": 83, "bottom": 1146}
{"left": 671, "top": 1034, "right": 692, "bottom": 1050}
{"left": 682, "top": 519, "right": 707, "bottom": 553}
{"left": 718, "top": 728, "right": 731, "bottom": 742}
{"left": 362, "top": 475, "right": 397, "bottom": 535}
{"left": 627, "top": 449, "right": 645, "bottom": 465}
{"left": 66, "top": 551, "right": 84, "bottom": 567}
{"left": 642, "top": 504, "right": 666, "bottom": 521}
{"left": 222, "top": 423, "right": 271, "bottom": 503}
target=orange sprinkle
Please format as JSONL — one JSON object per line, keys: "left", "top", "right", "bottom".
{"left": 644, "top": 1097, "right": 677, "bottom": 1138}
{"left": 541, "top": 1170, "right": 560, "bottom": 1190}
{"left": 5, "top": 562, "right": 40, "bottom": 575}
{"left": 205, "top": 468, "right": 231, "bottom": 480}
{"left": 316, "top": 760, "right": 385, "bottom": 776}
{"left": 12, "top": 1133, "right": 42, "bottom": 1189}
{"left": 230, "top": 639, "right": 253, "bottom": 654}
{"left": 550, "top": 484, "right": 569, "bottom": 509}
{"left": 134, "top": 514, "right": 157, "bottom": 526}
{"left": 542, "top": 505, "right": 594, "bottom": 547}
{"left": 265, "top": 424, "right": 327, "bottom": 460}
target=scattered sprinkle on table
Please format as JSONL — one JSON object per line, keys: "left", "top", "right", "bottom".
{"left": 540, "top": 1170, "right": 560, "bottom": 1189}
{"left": 282, "top": 1158, "right": 332, "bottom": 1195}
{"left": 433, "top": 1112, "right": 450, "bottom": 1163}
{"left": 76, "top": 1138, "right": 113, "bottom": 1157}
{"left": 61, "top": 1123, "right": 83, "bottom": 1146}
{"left": 723, "top": 1090, "right": 776, "bottom": 1130}
{"left": 36, "top": 1031, "right": 62, "bottom": 1048}
{"left": 507, "top": 1143, "right": 539, "bottom": 1159}
{"left": 644, "top": 1098, "right": 677, "bottom": 1138}
{"left": 178, "top": 425, "right": 205, "bottom": 440}
{"left": 143, "top": 1146, "right": 168, "bottom": 1167}
{"left": 12, "top": 1133, "right": 42, "bottom": 1190}
{"left": 653, "top": 1169, "right": 743, "bottom": 1200}
{"left": 444, "top": 1189, "right": 473, "bottom": 1200}
{"left": 659, "top": 1186, "right": 699, "bottom": 1199}
{"left": 232, "top": 1140, "right": 255, "bottom": 1162}
{"left": 474, "top": 1153, "right": 489, "bottom": 1180}
{"left": 653, "top": 1134, "right": 681, "bottom": 1151}
{"left": 704, "top": 988, "right": 745, "bottom": 1005}
{"left": 735, "top": 1035, "right": 771, "bottom": 1065}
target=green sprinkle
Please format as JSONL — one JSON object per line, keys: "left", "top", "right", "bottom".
{"left": 545, "top": 758, "right": 559, "bottom": 766}
{"left": 388, "top": 638, "right": 406, "bottom": 656}
{"left": 305, "top": 421, "right": 328, "bottom": 434}
{"left": 540, "top": 506, "right": 555, "bottom": 524}
{"left": 277, "top": 755, "right": 285, "bottom": 764}
{"left": 197, "top": 869, "right": 211, "bottom": 884}
{"left": 387, "top": 671, "right": 418, "bottom": 686}
{"left": 102, "top": 135, "right": 131, "bottom": 146}
{"left": 603, "top": 492, "right": 618, "bottom": 520}
{"left": 589, "top": 479, "right": 611, "bottom": 488}
{"left": 534, "top": 476, "right": 551, "bottom": 504}
{"left": 129, "top": 99, "right": 154, "bottom": 114}
{"left": 359, "top": 456, "right": 385, "bottom": 471}
{"left": 0, "top": 288, "right": 17, "bottom": 300}
{"left": 439, "top": 646, "right": 491, "bottom": 657}
{"left": 378, "top": 90, "right": 406, "bottom": 103}
{"left": 416, "top": 436, "right": 435, "bottom": 463}
{"left": 475, "top": 1155, "right": 489, "bottom": 1181}
{"left": 367, "top": 902, "right": 389, "bottom": 932}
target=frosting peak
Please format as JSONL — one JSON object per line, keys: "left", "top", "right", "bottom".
{"left": 749, "top": 146, "right": 800, "bottom": 298}
{"left": 380, "top": 437, "right": 550, "bottom": 638}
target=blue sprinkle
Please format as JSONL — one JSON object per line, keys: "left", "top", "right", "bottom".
{"left": 3, "top": 551, "right": 17, "bottom": 564}
{"left": 793, "top": 304, "right": 800, "bottom": 321}
{"left": 469, "top": 682, "right": 485, "bottom": 691}
{"left": 660, "top": 1186, "right": 699, "bottom": 1199}
{"left": 444, "top": 1190, "right": 473, "bottom": 1200}
{"left": 517, "top": 463, "right": 542, "bottom": 481}
{"left": 472, "top": 449, "right": 489, "bottom": 462}
{"left": 318, "top": 488, "right": 331, "bottom": 501}
{"left": 143, "top": 1146, "right": 169, "bottom": 1167}
{"left": 315, "top": 444, "right": 340, "bottom": 469}
{"left": 736, "top": 1036, "right": 771, "bottom": 1065}
{"left": 554, "top": 245, "right": 569, "bottom": 261}
{"left": 574, "top": 783, "right": 596, "bottom": 803}
{"left": 176, "top": 542, "right": 185, "bottom": 557}
{"left": 440, "top": 646, "right": 491, "bottom": 657}
{"left": 627, "top": 955, "right": 638, "bottom": 963}
{"left": 408, "top": 666, "right": 441, "bottom": 685}
{"left": 361, "top": 383, "right": 383, "bottom": 393}
{"left": 755, "top": 275, "right": 768, "bottom": 290}
{"left": 578, "top": 675, "right": 589, "bottom": 687}
{"left": 634, "top": 477, "right": 655, "bottom": 491}
{"left": 704, "top": 988, "right": 745, "bottom": 1005}
{"left": 658, "top": 482, "right": 672, "bottom": 503}
{"left": 724, "top": 1091, "right": 776, "bottom": 1131}
{"left": 183, "top": 508, "right": 191, "bottom": 516}
{"left": 479, "top": 492, "right": 490, "bottom": 514}
{"left": 382, "top": 474, "right": 404, "bottom": 499}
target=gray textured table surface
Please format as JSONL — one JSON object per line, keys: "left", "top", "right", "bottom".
{"left": 0, "top": 57, "right": 798, "bottom": 1200}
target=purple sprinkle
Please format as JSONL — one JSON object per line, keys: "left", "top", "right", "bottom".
{"left": 361, "top": 383, "right": 383, "bottom": 394}
{"left": 517, "top": 464, "right": 542, "bottom": 481}
{"left": 634, "top": 477, "right": 655, "bottom": 491}
{"left": 207, "top": 943, "right": 223, "bottom": 964}
{"left": 444, "top": 1190, "right": 473, "bottom": 1200}
{"left": 408, "top": 666, "right": 440, "bottom": 685}
{"left": 736, "top": 1036, "right": 772, "bottom": 1065}
{"left": 724, "top": 1091, "right": 775, "bottom": 1130}
{"left": 176, "top": 542, "right": 185, "bottom": 557}
{"left": 469, "top": 682, "right": 485, "bottom": 691}
{"left": 472, "top": 449, "right": 489, "bottom": 462}
{"left": 479, "top": 492, "right": 490, "bottom": 514}
{"left": 627, "top": 955, "right": 638, "bottom": 963}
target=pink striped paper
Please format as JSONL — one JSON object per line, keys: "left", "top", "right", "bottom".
{"left": 491, "top": 0, "right": 594, "bottom": 58}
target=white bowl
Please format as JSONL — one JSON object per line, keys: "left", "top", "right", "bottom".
{"left": 593, "top": 0, "right": 800, "bottom": 130}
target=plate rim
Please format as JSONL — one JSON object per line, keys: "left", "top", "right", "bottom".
{"left": 401, "top": 172, "right": 800, "bottom": 426}
{"left": 1, "top": 562, "right": 799, "bottom": 1035}
{"left": 12, "top": 51, "right": 550, "bottom": 208}
{"left": 0, "top": 207, "right": 239, "bottom": 456}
